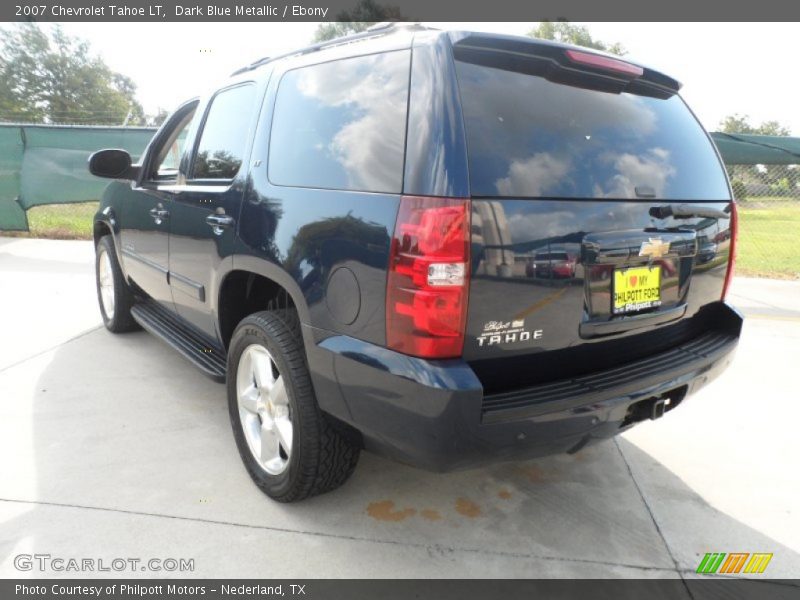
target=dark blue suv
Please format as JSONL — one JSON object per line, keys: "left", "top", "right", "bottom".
{"left": 89, "top": 25, "right": 742, "bottom": 502}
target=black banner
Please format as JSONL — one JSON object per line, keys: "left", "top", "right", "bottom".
{"left": 3, "top": 580, "right": 800, "bottom": 600}
{"left": 4, "top": 0, "right": 800, "bottom": 22}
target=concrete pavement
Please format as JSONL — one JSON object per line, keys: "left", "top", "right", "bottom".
{"left": 0, "top": 237, "right": 798, "bottom": 579}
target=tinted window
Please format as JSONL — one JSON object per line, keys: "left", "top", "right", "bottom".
{"left": 192, "top": 84, "right": 255, "bottom": 180}
{"left": 269, "top": 50, "right": 410, "bottom": 193}
{"left": 152, "top": 108, "right": 196, "bottom": 178}
{"left": 455, "top": 59, "right": 730, "bottom": 200}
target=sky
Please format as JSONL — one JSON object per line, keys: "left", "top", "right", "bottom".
{"left": 51, "top": 22, "right": 799, "bottom": 134}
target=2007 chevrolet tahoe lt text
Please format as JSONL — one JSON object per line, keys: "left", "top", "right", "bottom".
{"left": 88, "top": 25, "right": 742, "bottom": 502}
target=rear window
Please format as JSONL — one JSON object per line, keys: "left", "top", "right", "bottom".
{"left": 454, "top": 57, "right": 730, "bottom": 200}
{"left": 269, "top": 50, "right": 410, "bottom": 194}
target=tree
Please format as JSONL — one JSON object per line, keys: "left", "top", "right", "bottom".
{"left": 312, "top": 0, "right": 403, "bottom": 42}
{"left": 146, "top": 108, "right": 170, "bottom": 128}
{"left": 718, "top": 114, "right": 791, "bottom": 136}
{"left": 528, "top": 21, "right": 625, "bottom": 56}
{"left": 0, "top": 24, "right": 145, "bottom": 125}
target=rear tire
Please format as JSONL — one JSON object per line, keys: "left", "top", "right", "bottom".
{"left": 227, "top": 310, "right": 359, "bottom": 502}
{"left": 95, "top": 235, "right": 138, "bottom": 333}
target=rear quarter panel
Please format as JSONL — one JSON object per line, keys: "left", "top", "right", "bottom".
{"left": 232, "top": 38, "right": 419, "bottom": 347}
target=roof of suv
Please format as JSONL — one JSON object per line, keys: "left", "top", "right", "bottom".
{"left": 228, "top": 23, "right": 680, "bottom": 97}
{"left": 230, "top": 22, "right": 430, "bottom": 76}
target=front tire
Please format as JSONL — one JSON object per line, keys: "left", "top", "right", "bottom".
{"left": 95, "top": 235, "right": 138, "bottom": 333}
{"left": 227, "top": 310, "right": 359, "bottom": 502}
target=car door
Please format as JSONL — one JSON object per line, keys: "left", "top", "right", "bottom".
{"left": 167, "top": 82, "right": 259, "bottom": 340}
{"left": 118, "top": 101, "right": 198, "bottom": 310}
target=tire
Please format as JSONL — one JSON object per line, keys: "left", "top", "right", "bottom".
{"left": 95, "top": 235, "right": 138, "bottom": 333}
{"left": 227, "top": 310, "right": 359, "bottom": 502}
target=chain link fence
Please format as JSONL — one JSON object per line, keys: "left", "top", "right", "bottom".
{"left": 727, "top": 163, "right": 800, "bottom": 202}
{"left": 725, "top": 163, "right": 800, "bottom": 279}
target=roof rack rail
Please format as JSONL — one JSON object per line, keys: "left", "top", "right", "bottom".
{"left": 365, "top": 22, "right": 396, "bottom": 32}
{"left": 230, "top": 22, "right": 425, "bottom": 76}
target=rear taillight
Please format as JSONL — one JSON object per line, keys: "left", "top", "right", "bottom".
{"left": 386, "top": 196, "right": 470, "bottom": 359}
{"left": 721, "top": 201, "right": 738, "bottom": 301}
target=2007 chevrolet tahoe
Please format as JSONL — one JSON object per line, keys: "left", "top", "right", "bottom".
{"left": 88, "top": 24, "right": 742, "bottom": 502}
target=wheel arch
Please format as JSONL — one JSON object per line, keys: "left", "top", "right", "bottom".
{"left": 217, "top": 256, "right": 312, "bottom": 351}
{"left": 92, "top": 206, "right": 119, "bottom": 246}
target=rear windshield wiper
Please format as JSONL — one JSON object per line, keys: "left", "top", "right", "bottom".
{"left": 650, "top": 203, "right": 730, "bottom": 220}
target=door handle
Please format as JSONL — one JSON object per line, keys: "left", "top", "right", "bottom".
{"left": 149, "top": 206, "right": 169, "bottom": 224}
{"left": 206, "top": 213, "right": 235, "bottom": 235}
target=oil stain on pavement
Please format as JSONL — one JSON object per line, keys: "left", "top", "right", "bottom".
{"left": 366, "top": 500, "right": 416, "bottom": 522}
{"left": 455, "top": 498, "right": 482, "bottom": 518}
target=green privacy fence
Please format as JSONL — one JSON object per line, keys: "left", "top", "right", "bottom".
{"left": 710, "top": 132, "right": 800, "bottom": 166}
{"left": 0, "top": 124, "right": 156, "bottom": 230}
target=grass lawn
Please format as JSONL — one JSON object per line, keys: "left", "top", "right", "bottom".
{"left": 740, "top": 195, "right": 796, "bottom": 204}
{"left": 14, "top": 202, "right": 97, "bottom": 240}
{"left": 737, "top": 203, "right": 800, "bottom": 279}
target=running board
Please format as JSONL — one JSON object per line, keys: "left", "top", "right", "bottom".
{"left": 131, "top": 302, "right": 226, "bottom": 382}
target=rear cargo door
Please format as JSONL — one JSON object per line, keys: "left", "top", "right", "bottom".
{"left": 452, "top": 36, "right": 734, "bottom": 392}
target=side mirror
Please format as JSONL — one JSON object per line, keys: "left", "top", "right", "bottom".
{"left": 88, "top": 149, "right": 138, "bottom": 180}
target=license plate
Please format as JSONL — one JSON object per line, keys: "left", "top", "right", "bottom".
{"left": 613, "top": 266, "right": 662, "bottom": 315}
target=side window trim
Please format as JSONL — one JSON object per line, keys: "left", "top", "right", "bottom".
{"left": 152, "top": 111, "right": 194, "bottom": 180}
{"left": 186, "top": 81, "right": 257, "bottom": 184}
{"left": 139, "top": 99, "right": 199, "bottom": 186}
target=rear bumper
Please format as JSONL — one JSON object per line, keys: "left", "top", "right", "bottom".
{"left": 308, "top": 303, "right": 743, "bottom": 472}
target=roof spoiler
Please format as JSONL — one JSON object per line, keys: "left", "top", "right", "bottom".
{"left": 450, "top": 32, "right": 681, "bottom": 99}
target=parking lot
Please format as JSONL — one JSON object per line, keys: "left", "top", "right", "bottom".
{"left": 0, "top": 236, "right": 798, "bottom": 579}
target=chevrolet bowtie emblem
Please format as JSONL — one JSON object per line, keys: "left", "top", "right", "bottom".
{"left": 639, "top": 238, "right": 671, "bottom": 259}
